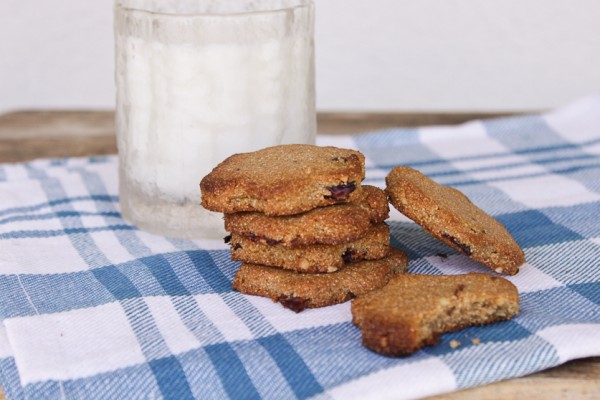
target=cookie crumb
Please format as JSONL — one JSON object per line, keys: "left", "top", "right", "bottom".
{"left": 449, "top": 340, "right": 461, "bottom": 349}
{"left": 471, "top": 338, "right": 481, "bottom": 345}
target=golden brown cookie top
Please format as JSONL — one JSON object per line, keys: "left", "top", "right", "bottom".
{"left": 385, "top": 166, "right": 525, "bottom": 275}
{"left": 201, "top": 145, "right": 365, "bottom": 216}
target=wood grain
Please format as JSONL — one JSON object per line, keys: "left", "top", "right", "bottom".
{"left": 428, "top": 357, "right": 600, "bottom": 399}
{"left": 0, "top": 110, "right": 520, "bottom": 162}
{"left": 0, "top": 110, "right": 598, "bottom": 400}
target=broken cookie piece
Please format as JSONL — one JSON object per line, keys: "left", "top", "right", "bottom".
{"left": 351, "top": 273, "right": 519, "bottom": 356}
{"left": 233, "top": 248, "right": 408, "bottom": 312}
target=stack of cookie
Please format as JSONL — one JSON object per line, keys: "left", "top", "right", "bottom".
{"left": 201, "top": 144, "right": 526, "bottom": 356}
{"left": 200, "top": 144, "right": 408, "bottom": 312}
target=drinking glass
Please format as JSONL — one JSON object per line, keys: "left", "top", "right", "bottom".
{"left": 114, "top": 0, "right": 316, "bottom": 239}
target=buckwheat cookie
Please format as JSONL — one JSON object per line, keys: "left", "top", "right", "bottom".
{"left": 385, "top": 166, "right": 525, "bottom": 275}
{"left": 229, "top": 223, "right": 390, "bottom": 273}
{"left": 224, "top": 185, "right": 389, "bottom": 247}
{"left": 233, "top": 248, "right": 408, "bottom": 312}
{"left": 201, "top": 144, "right": 365, "bottom": 216}
{"left": 351, "top": 273, "right": 519, "bottom": 356}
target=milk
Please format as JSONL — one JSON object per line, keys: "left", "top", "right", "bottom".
{"left": 115, "top": 0, "right": 316, "bottom": 239}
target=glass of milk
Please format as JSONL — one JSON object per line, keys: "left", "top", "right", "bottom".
{"left": 114, "top": 0, "right": 316, "bottom": 239}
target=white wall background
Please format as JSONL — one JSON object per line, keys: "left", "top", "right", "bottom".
{"left": 1, "top": 0, "right": 599, "bottom": 113}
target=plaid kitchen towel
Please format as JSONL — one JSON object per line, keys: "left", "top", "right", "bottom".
{"left": 0, "top": 95, "right": 599, "bottom": 399}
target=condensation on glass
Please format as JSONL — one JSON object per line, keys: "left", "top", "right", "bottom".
{"left": 115, "top": 0, "right": 316, "bottom": 239}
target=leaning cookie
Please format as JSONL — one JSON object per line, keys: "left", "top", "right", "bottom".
{"left": 224, "top": 185, "right": 389, "bottom": 247}
{"left": 229, "top": 223, "right": 390, "bottom": 273}
{"left": 201, "top": 144, "right": 365, "bottom": 216}
{"left": 351, "top": 273, "right": 519, "bottom": 356}
{"left": 386, "top": 166, "right": 525, "bottom": 275}
{"left": 233, "top": 248, "right": 408, "bottom": 312}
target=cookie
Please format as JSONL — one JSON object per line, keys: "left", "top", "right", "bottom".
{"left": 224, "top": 185, "right": 389, "bottom": 247}
{"left": 385, "top": 166, "right": 525, "bottom": 275}
{"left": 233, "top": 248, "right": 408, "bottom": 312}
{"left": 201, "top": 144, "right": 365, "bottom": 216}
{"left": 229, "top": 223, "right": 390, "bottom": 273}
{"left": 351, "top": 273, "right": 519, "bottom": 356}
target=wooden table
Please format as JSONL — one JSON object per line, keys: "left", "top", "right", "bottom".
{"left": 0, "top": 110, "right": 598, "bottom": 399}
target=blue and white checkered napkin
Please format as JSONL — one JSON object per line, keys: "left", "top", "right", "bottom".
{"left": 1, "top": 96, "right": 599, "bottom": 399}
